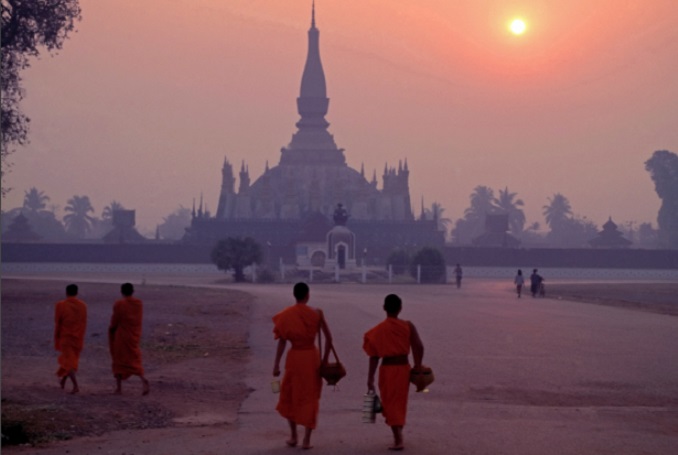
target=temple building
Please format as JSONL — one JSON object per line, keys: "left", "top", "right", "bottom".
{"left": 589, "top": 217, "right": 632, "bottom": 248}
{"left": 184, "top": 6, "right": 443, "bottom": 264}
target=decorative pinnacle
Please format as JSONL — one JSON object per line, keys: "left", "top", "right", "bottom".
{"left": 312, "top": 1, "right": 316, "bottom": 28}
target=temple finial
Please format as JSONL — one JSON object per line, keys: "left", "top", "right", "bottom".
{"left": 312, "top": 1, "right": 316, "bottom": 28}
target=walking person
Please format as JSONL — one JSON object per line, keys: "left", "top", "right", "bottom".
{"left": 54, "top": 284, "right": 88, "bottom": 394}
{"left": 530, "top": 269, "right": 543, "bottom": 298}
{"left": 514, "top": 269, "right": 525, "bottom": 298}
{"left": 272, "top": 282, "right": 333, "bottom": 449}
{"left": 109, "top": 283, "right": 150, "bottom": 395}
{"left": 453, "top": 263, "right": 463, "bottom": 289}
{"left": 364, "top": 294, "right": 425, "bottom": 451}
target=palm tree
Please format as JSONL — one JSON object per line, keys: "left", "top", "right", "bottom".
{"left": 101, "top": 200, "right": 125, "bottom": 222}
{"left": 63, "top": 195, "right": 96, "bottom": 238}
{"left": 23, "top": 187, "right": 50, "bottom": 213}
{"left": 542, "top": 193, "right": 572, "bottom": 230}
{"left": 424, "top": 202, "right": 452, "bottom": 233}
{"left": 495, "top": 187, "right": 526, "bottom": 235}
{"left": 465, "top": 185, "right": 497, "bottom": 220}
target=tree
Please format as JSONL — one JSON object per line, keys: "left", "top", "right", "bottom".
{"left": 451, "top": 186, "right": 497, "bottom": 244}
{"left": 1, "top": 0, "right": 82, "bottom": 195}
{"left": 158, "top": 206, "right": 192, "bottom": 240}
{"left": 386, "top": 248, "right": 410, "bottom": 275}
{"left": 23, "top": 187, "right": 50, "bottom": 213}
{"left": 211, "top": 237, "right": 263, "bottom": 282}
{"left": 63, "top": 195, "right": 95, "bottom": 238}
{"left": 645, "top": 150, "right": 678, "bottom": 248}
{"left": 423, "top": 202, "right": 452, "bottom": 239}
{"left": 409, "top": 247, "right": 446, "bottom": 283}
{"left": 542, "top": 193, "right": 572, "bottom": 230}
{"left": 494, "top": 187, "right": 526, "bottom": 235}
{"left": 101, "top": 200, "right": 125, "bottom": 222}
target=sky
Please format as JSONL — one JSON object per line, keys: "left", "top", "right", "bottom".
{"left": 4, "top": 0, "right": 678, "bottom": 235}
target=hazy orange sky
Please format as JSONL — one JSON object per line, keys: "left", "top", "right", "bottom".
{"left": 4, "top": 0, "right": 678, "bottom": 235}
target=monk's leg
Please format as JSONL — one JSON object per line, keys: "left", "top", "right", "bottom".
{"left": 388, "top": 426, "right": 404, "bottom": 451}
{"left": 140, "top": 375, "right": 150, "bottom": 396}
{"left": 68, "top": 370, "right": 79, "bottom": 394}
{"left": 301, "top": 427, "right": 313, "bottom": 449}
{"left": 59, "top": 375, "right": 68, "bottom": 389}
{"left": 286, "top": 419, "right": 298, "bottom": 447}
{"left": 114, "top": 374, "right": 122, "bottom": 395}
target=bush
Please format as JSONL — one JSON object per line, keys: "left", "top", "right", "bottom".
{"left": 386, "top": 248, "right": 410, "bottom": 275}
{"left": 410, "top": 247, "right": 446, "bottom": 283}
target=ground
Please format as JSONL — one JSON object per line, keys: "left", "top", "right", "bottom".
{"left": 1, "top": 280, "right": 252, "bottom": 447}
{"left": 1, "top": 277, "right": 677, "bottom": 452}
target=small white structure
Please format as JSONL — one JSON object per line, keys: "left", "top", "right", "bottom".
{"left": 296, "top": 203, "right": 357, "bottom": 271}
{"left": 325, "top": 224, "right": 356, "bottom": 270}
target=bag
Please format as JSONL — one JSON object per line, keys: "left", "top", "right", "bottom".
{"left": 373, "top": 393, "right": 383, "bottom": 413}
{"left": 319, "top": 360, "right": 346, "bottom": 386}
{"left": 409, "top": 365, "right": 434, "bottom": 392}
{"left": 318, "top": 321, "right": 346, "bottom": 386}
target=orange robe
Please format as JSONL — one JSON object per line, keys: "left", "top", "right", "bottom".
{"left": 363, "top": 318, "right": 411, "bottom": 426}
{"left": 54, "top": 297, "right": 88, "bottom": 378}
{"left": 273, "top": 304, "right": 322, "bottom": 429}
{"left": 109, "top": 296, "right": 145, "bottom": 379}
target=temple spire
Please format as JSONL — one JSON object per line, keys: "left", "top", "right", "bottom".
{"left": 280, "top": 2, "right": 345, "bottom": 165}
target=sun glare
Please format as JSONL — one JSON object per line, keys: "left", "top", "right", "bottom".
{"left": 509, "top": 18, "right": 527, "bottom": 35}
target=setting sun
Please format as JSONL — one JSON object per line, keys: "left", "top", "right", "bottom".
{"left": 509, "top": 18, "right": 527, "bottom": 35}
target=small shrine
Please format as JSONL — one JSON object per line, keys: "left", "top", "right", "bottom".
{"left": 102, "top": 210, "right": 147, "bottom": 243}
{"left": 589, "top": 217, "right": 632, "bottom": 248}
{"left": 295, "top": 203, "right": 357, "bottom": 270}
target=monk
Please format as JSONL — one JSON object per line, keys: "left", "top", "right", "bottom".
{"left": 54, "top": 284, "right": 88, "bottom": 394}
{"left": 109, "top": 282, "right": 149, "bottom": 395}
{"left": 363, "top": 294, "right": 424, "bottom": 451}
{"left": 272, "top": 282, "right": 333, "bottom": 450}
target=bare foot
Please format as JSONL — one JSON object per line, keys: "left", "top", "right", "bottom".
{"left": 285, "top": 439, "right": 297, "bottom": 447}
{"left": 302, "top": 443, "right": 313, "bottom": 450}
{"left": 142, "top": 379, "right": 150, "bottom": 396}
{"left": 388, "top": 445, "right": 404, "bottom": 451}
{"left": 113, "top": 388, "right": 122, "bottom": 395}
{"left": 70, "top": 386, "right": 79, "bottom": 395}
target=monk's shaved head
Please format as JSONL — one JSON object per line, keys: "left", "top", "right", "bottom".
{"left": 66, "top": 284, "right": 78, "bottom": 296}
{"left": 384, "top": 294, "right": 402, "bottom": 315}
{"left": 121, "top": 283, "right": 134, "bottom": 297}
{"left": 293, "top": 282, "right": 309, "bottom": 302}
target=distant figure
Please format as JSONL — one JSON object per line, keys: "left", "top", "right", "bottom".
{"left": 109, "top": 283, "right": 149, "bottom": 395}
{"left": 272, "top": 282, "right": 333, "bottom": 449}
{"left": 454, "top": 264, "right": 463, "bottom": 289}
{"left": 364, "top": 294, "right": 425, "bottom": 451}
{"left": 530, "top": 269, "right": 544, "bottom": 298}
{"left": 54, "top": 284, "right": 88, "bottom": 394}
{"left": 514, "top": 269, "right": 524, "bottom": 298}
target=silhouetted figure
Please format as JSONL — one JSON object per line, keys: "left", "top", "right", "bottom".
{"left": 454, "top": 264, "right": 463, "bottom": 289}
{"left": 530, "top": 269, "right": 544, "bottom": 298}
{"left": 514, "top": 269, "right": 524, "bottom": 298}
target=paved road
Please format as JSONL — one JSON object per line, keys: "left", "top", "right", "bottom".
{"left": 10, "top": 278, "right": 678, "bottom": 454}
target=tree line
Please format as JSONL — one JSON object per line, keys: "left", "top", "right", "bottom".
{"left": 0, "top": 187, "right": 192, "bottom": 241}
{"left": 423, "top": 149, "right": 678, "bottom": 249}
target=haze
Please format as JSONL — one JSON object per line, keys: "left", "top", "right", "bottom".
{"left": 4, "top": 0, "right": 678, "bottom": 234}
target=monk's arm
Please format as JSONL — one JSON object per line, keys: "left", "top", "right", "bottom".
{"left": 318, "top": 310, "right": 333, "bottom": 364}
{"left": 409, "top": 322, "right": 424, "bottom": 368}
{"left": 54, "top": 304, "right": 61, "bottom": 350}
{"left": 367, "top": 356, "right": 379, "bottom": 392}
{"left": 273, "top": 338, "right": 287, "bottom": 377}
